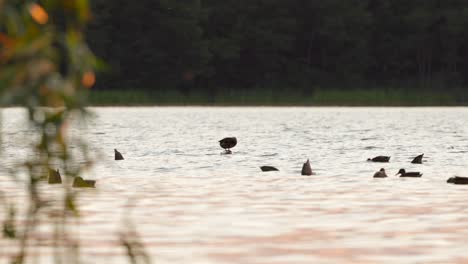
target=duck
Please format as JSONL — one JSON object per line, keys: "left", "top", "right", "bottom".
{"left": 219, "top": 137, "right": 237, "bottom": 153}
{"left": 447, "top": 176, "right": 468, "bottom": 185}
{"left": 367, "top": 156, "right": 390, "bottom": 162}
{"left": 395, "top": 168, "right": 422, "bottom": 177}
{"left": 260, "top": 166, "right": 279, "bottom": 172}
{"left": 373, "top": 168, "right": 388, "bottom": 178}
{"left": 115, "top": 149, "right": 124, "bottom": 160}
{"left": 48, "top": 169, "right": 62, "bottom": 184}
{"left": 301, "top": 159, "right": 313, "bottom": 176}
{"left": 411, "top": 154, "right": 424, "bottom": 164}
{"left": 72, "top": 177, "right": 96, "bottom": 188}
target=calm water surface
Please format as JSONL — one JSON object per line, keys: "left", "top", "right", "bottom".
{"left": 1, "top": 107, "right": 468, "bottom": 264}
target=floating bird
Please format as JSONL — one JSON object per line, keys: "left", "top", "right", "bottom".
{"left": 115, "top": 149, "right": 124, "bottom": 160}
{"left": 411, "top": 154, "right": 424, "bottom": 164}
{"left": 72, "top": 177, "right": 96, "bottom": 188}
{"left": 219, "top": 137, "right": 237, "bottom": 153}
{"left": 48, "top": 169, "right": 62, "bottom": 184}
{"left": 367, "top": 156, "right": 390, "bottom": 162}
{"left": 447, "top": 176, "right": 468, "bottom": 185}
{"left": 301, "top": 159, "right": 313, "bottom": 176}
{"left": 395, "top": 168, "right": 422, "bottom": 177}
{"left": 260, "top": 166, "right": 279, "bottom": 172}
{"left": 373, "top": 168, "right": 388, "bottom": 178}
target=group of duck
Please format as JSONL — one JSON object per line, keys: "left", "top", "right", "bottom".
{"left": 219, "top": 137, "right": 314, "bottom": 174}
{"left": 46, "top": 149, "right": 126, "bottom": 187}
{"left": 371, "top": 155, "right": 423, "bottom": 178}
{"left": 47, "top": 169, "right": 96, "bottom": 188}
{"left": 219, "top": 137, "right": 468, "bottom": 185}
{"left": 44, "top": 137, "right": 467, "bottom": 187}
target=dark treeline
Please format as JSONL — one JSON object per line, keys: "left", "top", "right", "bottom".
{"left": 87, "top": 0, "right": 468, "bottom": 99}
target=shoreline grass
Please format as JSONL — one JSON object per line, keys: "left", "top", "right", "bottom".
{"left": 87, "top": 88, "right": 468, "bottom": 107}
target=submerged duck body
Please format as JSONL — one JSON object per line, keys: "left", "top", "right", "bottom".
{"left": 48, "top": 169, "right": 62, "bottom": 184}
{"left": 447, "top": 176, "right": 468, "bottom": 185}
{"left": 373, "top": 168, "right": 388, "bottom": 178}
{"left": 396, "top": 168, "right": 422, "bottom": 177}
{"left": 115, "top": 149, "right": 124, "bottom": 160}
{"left": 411, "top": 154, "right": 424, "bottom": 164}
{"left": 301, "top": 159, "right": 313, "bottom": 176}
{"left": 260, "top": 166, "right": 279, "bottom": 172}
{"left": 73, "top": 177, "right": 96, "bottom": 188}
{"left": 368, "top": 156, "right": 391, "bottom": 162}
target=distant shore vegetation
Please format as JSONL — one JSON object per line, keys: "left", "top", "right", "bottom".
{"left": 88, "top": 0, "right": 468, "bottom": 104}
{"left": 87, "top": 88, "right": 467, "bottom": 106}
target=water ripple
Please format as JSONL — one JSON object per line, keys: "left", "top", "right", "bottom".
{"left": 1, "top": 107, "right": 468, "bottom": 264}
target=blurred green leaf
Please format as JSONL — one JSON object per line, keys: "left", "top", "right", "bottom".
{"left": 1, "top": 1, "right": 98, "bottom": 262}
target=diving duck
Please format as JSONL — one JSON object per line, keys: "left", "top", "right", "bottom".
{"left": 260, "top": 166, "right": 279, "bottom": 172}
{"left": 48, "top": 169, "right": 62, "bottom": 184}
{"left": 373, "top": 168, "right": 388, "bottom": 178}
{"left": 367, "top": 156, "right": 390, "bottom": 162}
{"left": 219, "top": 137, "right": 237, "bottom": 153}
{"left": 396, "top": 168, "right": 422, "bottom": 177}
{"left": 447, "top": 176, "right": 468, "bottom": 185}
{"left": 115, "top": 149, "right": 124, "bottom": 160}
{"left": 301, "top": 159, "right": 313, "bottom": 176}
{"left": 411, "top": 154, "right": 424, "bottom": 164}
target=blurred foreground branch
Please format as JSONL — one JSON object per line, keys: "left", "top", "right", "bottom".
{"left": 1, "top": 1, "right": 96, "bottom": 263}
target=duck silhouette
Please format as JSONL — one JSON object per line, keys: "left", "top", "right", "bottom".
{"left": 72, "top": 177, "right": 96, "bottom": 188}
{"left": 373, "top": 168, "right": 388, "bottom": 178}
{"left": 301, "top": 159, "right": 313, "bottom": 176}
{"left": 260, "top": 166, "right": 279, "bottom": 172}
{"left": 367, "top": 156, "right": 390, "bottom": 162}
{"left": 48, "top": 169, "right": 62, "bottom": 184}
{"left": 447, "top": 176, "right": 468, "bottom": 185}
{"left": 114, "top": 149, "right": 124, "bottom": 160}
{"left": 411, "top": 154, "right": 424, "bottom": 164}
{"left": 219, "top": 137, "right": 237, "bottom": 153}
{"left": 396, "top": 168, "right": 422, "bottom": 177}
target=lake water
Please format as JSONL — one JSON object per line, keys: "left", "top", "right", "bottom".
{"left": 1, "top": 107, "right": 468, "bottom": 264}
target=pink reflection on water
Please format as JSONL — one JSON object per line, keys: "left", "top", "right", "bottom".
{"left": 1, "top": 107, "right": 468, "bottom": 263}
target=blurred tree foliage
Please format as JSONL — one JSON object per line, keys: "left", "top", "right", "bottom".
{"left": 88, "top": 0, "right": 468, "bottom": 95}
{"left": 0, "top": 0, "right": 100, "bottom": 263}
